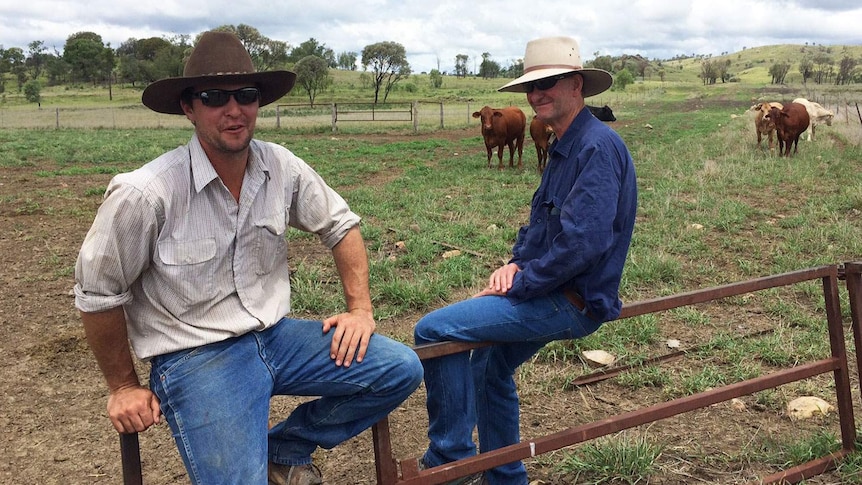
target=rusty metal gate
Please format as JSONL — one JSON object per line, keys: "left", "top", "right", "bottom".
{"left": 119, "top": 264, "right": 862, "bottom": 484}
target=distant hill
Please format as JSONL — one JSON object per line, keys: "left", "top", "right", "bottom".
{"left": 649, "top": 43, "right": 862, "bottom": 85}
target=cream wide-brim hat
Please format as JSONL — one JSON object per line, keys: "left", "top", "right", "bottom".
{"left": 498, "top": 36, "right": 613, "bottom": 97}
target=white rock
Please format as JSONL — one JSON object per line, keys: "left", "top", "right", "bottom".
{"left": 582, "top": 350, "right": 616, "bottom": 367}
{"left": 786, "top": 396, "right": 834, "bottom": 421}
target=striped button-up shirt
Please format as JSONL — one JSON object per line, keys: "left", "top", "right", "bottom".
{"left": 74, "top": 134, "right": 360, "bottom": 359}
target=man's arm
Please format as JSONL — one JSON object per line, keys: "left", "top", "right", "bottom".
{"left": 322, "top": 225, "right": 376, "bottom": 367}
{"left": 81, "top": 306, "right": 161, "bottom": 433}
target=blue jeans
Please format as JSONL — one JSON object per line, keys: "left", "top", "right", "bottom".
{"left": 149, "top": 317, "right": 423, "bottom": 485}
{"left": 414, "top": 292, "right": 601, "bottom": 485}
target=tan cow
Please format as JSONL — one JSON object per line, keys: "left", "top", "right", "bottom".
{"left": 750, "top": 101, "right": 784, "bottom": 152}
{"left": 792, "top": 98, "right": 834, "bottom": 141}
{"left": 529, "top": 116, "right": 554, "bottom": 173}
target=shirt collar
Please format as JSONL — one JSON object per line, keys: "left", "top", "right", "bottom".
{"left": 188, "top": 135, "right": 269, "bottom": 194}
{"left": 552, "top": 107, "right": 593, "bottom": 158}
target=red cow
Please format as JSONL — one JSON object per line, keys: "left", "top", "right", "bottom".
{"left": 766, "top": 103, "right": 810, "bottom": 157}
{"left": 529, "top": 116, "right": 554, "bottom": 173}
{"left": 472, "top": 106, "right": 526, "bottom": 170}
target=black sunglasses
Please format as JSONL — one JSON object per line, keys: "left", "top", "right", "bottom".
{"left": 524, "top": 74, "right": 573, "bottom": 93}
{"left": 192, "top": 87, "right": 260, "bottom": 107}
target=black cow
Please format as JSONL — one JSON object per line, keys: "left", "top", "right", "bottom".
{"left": 587, "top": 105, "right": 616, "bottom": 122}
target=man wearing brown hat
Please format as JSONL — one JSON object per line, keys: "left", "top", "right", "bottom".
{"left": 414, "top": 36, "right": 637, "bottom": 484}
{"left": 74, "top": 31, "right": 423, "bottom": 485}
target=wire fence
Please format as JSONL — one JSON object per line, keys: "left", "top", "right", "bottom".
{"left": 1, "top": 89, "right": 857, "bottom": 132}
{"left": 0, "top": 90, "right": 658, "bottom": 132}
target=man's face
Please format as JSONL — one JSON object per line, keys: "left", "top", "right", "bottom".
{"left": 527, "top": 73, "right": 583, "bottom": 127}
{"left": 181, "top": 83, "right": 259, "bottom": 158}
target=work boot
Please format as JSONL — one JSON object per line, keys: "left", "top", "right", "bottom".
{"left": 268, "top": 462, "right": 323, "bottom": 485}
{"left": 419, "top": 458, "right": 486, "bottom": 485}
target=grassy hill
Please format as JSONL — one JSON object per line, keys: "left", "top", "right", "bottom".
{"left": 1, "top": 43, "right": 861, "bottom": 115}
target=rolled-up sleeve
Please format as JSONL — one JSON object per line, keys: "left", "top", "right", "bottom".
{"left": 286, "top": 155, "right": 360, "bottom": 249}
{"left": 74, "top": 180, "right": 157, "bottom": 313}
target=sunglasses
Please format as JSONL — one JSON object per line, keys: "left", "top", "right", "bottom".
{"left": 524, "top": 74, "right": 572, "bottom": 93}
{"left": 191, "top": 87, "right": 260, "bottom": 107}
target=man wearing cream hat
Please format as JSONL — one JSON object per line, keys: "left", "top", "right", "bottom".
{"left": 415, "top": 36, "right": 638, "bottom": 484}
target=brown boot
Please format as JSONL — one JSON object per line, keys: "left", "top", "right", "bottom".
{"left": 267, "top": 462, "right": 323, "bottom": 485}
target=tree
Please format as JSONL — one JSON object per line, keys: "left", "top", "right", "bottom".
{"left": 337, "top": 51, "right": 358, "bottom": 70}
{"left": 836, "top": 55, "right": 856, "bottom": 85}
{"left": 288, "top": 38, "right": 336, "bottom": 68}
{"left": 799, "top": 58, "right": 814, "bottom": 84}
{"left": 4, "top": 47, "right": 25, "bottom": 90}
{"left": 429, "top": 69, "right": 443, "bottom": 89}
{"left": 768, "top": 61, "right": 790, "bottom": 84}
{"left": 588, "top": 54, "right": 613, "bottom": 72}
{"left": 811, "top": 51, "right": 833, "bottom": 84}
{"left": 699, "top": 59, "right": 718, "bottom": 85}
{"left": 63, "top": 32, "right": 113, "bottom": 86}
{"left": 454, "top": 54, "right": 469, "bottom": 78}
{"left": 361, "top": 41, "right": 411, "bottom": 103}
{"left": 26, "top": 41, "right": 48, "bottom": 80}
{"left": 294, "top": 55, "right": 332, "bottom": 107}
{"left": 115, "top": 36, "right": 185, "bottom": 86}
{"left": 211, "top": 25, "right": 289, "bottom": 72}
{"left": 23, "top": 79, "right": 41, "bottom": 105}
{"left": 478, "top": 52, "right": 500, "bottom": 79}
{"left": 613, "top": 68, "right": 634, "bottom": 91}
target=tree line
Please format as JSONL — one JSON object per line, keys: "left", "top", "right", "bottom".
{"left": 0, "top": 23, "right": 527, "bottom": 106}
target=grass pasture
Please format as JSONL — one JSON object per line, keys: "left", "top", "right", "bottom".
{"left": 2, "top": 79, "right": 862, "bottom": 484}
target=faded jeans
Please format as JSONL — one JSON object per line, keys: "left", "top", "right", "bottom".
{"left": 414, "top": 292, "right": 601, "bottom": 485}
{"left": 149, "top": 317, "right": 423, "bottom": 485}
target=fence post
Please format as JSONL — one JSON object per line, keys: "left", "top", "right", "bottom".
{"left": 413, "top": 101, "right": 419, "bottom": 133}
{"left": 55, "top": 107, "right": 59, "bottom": 129}
{"left": 439, "top": 102, "right": 444, "bottom": 129}
{"left": 331, "top": 103, "right": 337, "bottom": 133}
{"left": 276, "top": 105, "right": 281, "bottom": 129}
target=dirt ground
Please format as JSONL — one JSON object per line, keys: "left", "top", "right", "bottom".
{"left": 1, "top": 126, "right": 859, "bottom": 485}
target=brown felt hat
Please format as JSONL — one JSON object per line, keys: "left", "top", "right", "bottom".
{"left": 142, "top": 31, "right": 296, "bottom": 115}
{"left": 498, "top": 36, "right": 612, "bottom": 97}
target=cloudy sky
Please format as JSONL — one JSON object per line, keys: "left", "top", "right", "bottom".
{"left": 2, "top": 0, "right": 862, "bottom": 73}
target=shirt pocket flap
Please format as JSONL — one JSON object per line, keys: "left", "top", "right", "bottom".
{"left": 158, "top": 239, "right": 216, "bottom": 266}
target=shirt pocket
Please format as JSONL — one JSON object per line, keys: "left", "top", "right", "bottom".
{"left": 253, "top": 211, "right": 288, "bottom": 275}
{"left": 539, "top": 196, "right": 564, "bottom": 251}
{"left": 156, "top": 238, "right": 217, "bottom": 307}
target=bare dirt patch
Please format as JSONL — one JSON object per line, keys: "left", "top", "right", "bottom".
{"left": 0, "top": 128, "right": 857, "bottom": 484}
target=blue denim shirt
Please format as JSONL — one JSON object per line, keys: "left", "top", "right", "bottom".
{"left": 507, "top": 108, "right": 637, "bottom": 322}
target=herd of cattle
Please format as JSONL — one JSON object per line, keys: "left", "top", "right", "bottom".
{"left": 749, "top": 97, "right": 835, "bottom": 157}
{"left": 471, "top": 97, "right": 834, "bottom": 171}
{"left": 471, "top": 104, "right": 616, "bottom": 172}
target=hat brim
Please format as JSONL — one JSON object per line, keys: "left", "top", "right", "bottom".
{"left": 142, "top": 71, "right": 296, "bottom": 115}
{"left": 498, "top": 68, "right": 613, "bottom": 97}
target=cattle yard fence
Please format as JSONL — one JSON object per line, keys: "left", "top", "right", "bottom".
{"left": 117, "top": 262, "right": 862, "bottom": 485}
{"left": 1, "top": 96, "right": 860, "bottom": 132}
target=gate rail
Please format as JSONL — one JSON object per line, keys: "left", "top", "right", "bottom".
{"left": 119, "top": 264, "right": 862, "bottom": 484}
{"left": 374, "top": 264, "right": 858, "bottom": 484}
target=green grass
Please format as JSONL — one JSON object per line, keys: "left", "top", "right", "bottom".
{"left": 3, "top": 77, "right": 862, "bottom": 482}
{"left": 555, "top": 432, "right": 664, "bottom": 484}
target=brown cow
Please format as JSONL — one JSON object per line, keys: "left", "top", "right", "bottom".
{"left": 529, "top": 116, "right": 554, "bottom": 173}
{"left": 766, "top": 102, "right": 810, "bottom": 157}
{"left": 750, "top": 101, "right": 783, "bottom": 152}
{"left": 472, "top": 106, "right": 526, "bottom": 170}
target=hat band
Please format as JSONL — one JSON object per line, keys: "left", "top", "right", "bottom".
{"left": 524, "top": 63, "right": 582, "bottom": 73}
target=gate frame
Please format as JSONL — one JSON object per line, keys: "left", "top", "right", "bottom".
{"left": 373, "top": 265, "right": 858, "bottom": 485}
{"left": 118, "top": 264, "right": 861, "bottom": 484}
